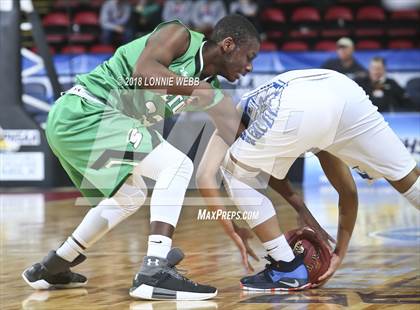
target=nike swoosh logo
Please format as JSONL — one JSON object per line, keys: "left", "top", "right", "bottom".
{"left": 279, "top": 279, "right": 300, "bottom": 288}
{"left": 151, "top": 241, "right": 162, "bottom": 244}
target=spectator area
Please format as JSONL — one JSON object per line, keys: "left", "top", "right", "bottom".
{"left": 22, "top": 0, "right": 419, "bottom": 53}
{"left": 21, "top": 0, "right": 420, "bottom": 124}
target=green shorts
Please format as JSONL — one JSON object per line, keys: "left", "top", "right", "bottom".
{"left": 46, "top": 94, "right": 162, "bottom": 202}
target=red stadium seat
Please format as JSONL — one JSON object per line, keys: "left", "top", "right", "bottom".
{"left": 42, "top": 12, "right": 70, "bottom": 27}
{"left": 68, "top": 33, "right": 96, "bottom": 43}
{"left": 388, "top": 28, "right": 418, "bottom": 37}
{"left": 260, "top": 41, "right": 278, "bottom": 51}
{"left": 314, "top": 40, "right": 337, "bottom": 51}
{"left": 321, "top": 28, "right": 351, "bottom": 38}
{"left": 390, "top": 10, "right": 420, "bottom": 21}
{"left": 260, "top": 8, "right": 286, "bottom": 23}
{"left": 289, "top": 28, "right": 318, "bottom": 39}
{"left": 90, "top": 44, "right": 116, "bottom": 53}
{"left": 46, "top": 34, "right": 66, "bottom": 44}
{"left": 74, "top": 11, "right": 99, "bottom": 26}
{"left": 354, "top": 28, "right": 385, "bottom": 37}
{"left": 356, "top": 40, "right": 381, "bottom": 50}
{"left": 356, "top": 6, "right": 386, "bottom": 22}
{"left": 291, "top": 7, "right": 321, "bottom": 23}
{"left": 388, "top": 39, "right": 414, "bottom": 49}
{"left": 324, "top": 6, "right": 353, "bottom": 22}
{"left": 266, "top": 31, "right": 284, "bottom": 40}
{"left": 282, "top": 41, "right": 309, "bottom": 51}
{"left": 62, "top": 45, "right": 87, "bottom": 54}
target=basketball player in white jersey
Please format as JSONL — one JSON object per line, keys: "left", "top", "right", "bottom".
{"left": 197, "top": 69, "right": 419, "bottom": 291}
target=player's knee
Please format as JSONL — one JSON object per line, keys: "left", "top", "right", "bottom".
{"left": 115, "top": 189, "right": 147, "bottom": 216}
{"left": 246, "top": 195, "right": 276, "bottom": 228}
{"left": 223, "top": 153, "right": 259, "bottom": 181}
{"left": 170, "top": 154, "right": 193, "bottom": 181}
{"left": 180, "top": 156, "right": 194, "bottom": 178}
{"left": 114, "top": 174, "right": 148, "bottom": 215}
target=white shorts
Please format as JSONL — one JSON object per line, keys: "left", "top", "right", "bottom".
{"left": 230, "top": 70, "right": 416, "bottom": 181}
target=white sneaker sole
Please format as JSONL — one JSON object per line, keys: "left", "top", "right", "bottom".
{"left": 129, "top": 284, "right": 217, "bottom": 301}
{"left": 240, "top": 282, "right": 311, "bottom": 292}
{"left": 22, "top": 271, "right": 87, "bottom": 290}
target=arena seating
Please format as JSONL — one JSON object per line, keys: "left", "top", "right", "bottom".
{"left": 31, "top": 0, "right": 420, "bottom": 53}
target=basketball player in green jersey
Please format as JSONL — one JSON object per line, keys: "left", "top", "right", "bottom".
{"left": 22, "top": 15, "right": 260, "bottom": 300}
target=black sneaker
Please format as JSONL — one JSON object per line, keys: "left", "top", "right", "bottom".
{"left": 129, "top": 248, "right": 217, "bottom": 300}
{"left": 22, "top": 251, "right": 87, "bottom": 289}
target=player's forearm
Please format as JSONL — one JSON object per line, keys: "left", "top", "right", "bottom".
{"left": 198, "top": 187, "right": 236, "bottom": 232}
{"left": 213, "top": 121, "right": 244, "bottom": 146}
{"left": 270, "top": 178, "right": 307, "bottom": 212}
{"left": 207, "top": 99, "right": 245, "bottom": 146}
{"left": 335, "top": 193, "right": 358, "bottom": 257}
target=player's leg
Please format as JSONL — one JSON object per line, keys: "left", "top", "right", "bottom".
{"left": 129, "top": 141, "right": 217, "bottom": 300}
{"left": 222, "top": 156, "right": 310, "bottom": 291}
{"left": 327, "top": 107, "right": 418, "bottom": 209}
{"left": 22, "top": 95, "right": 154, "bottom": 289}
{"left": 23, "top": 95, "right": 216, "bottom": 298}
{"left": 323, "top": 72, "right": 418, "bottom": 208}
{"left": 387, "top": 167, "right": 419, "bottom": 208}
{"left": 222, "top": 80, "right": 342, "bottom": 290}
{"left": 22, "top": 172, "right": 148, "bottom": 289}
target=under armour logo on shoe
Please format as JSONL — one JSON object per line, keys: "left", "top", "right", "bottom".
{"left": 147, "top": 258, "right": 160, "bottom": 266}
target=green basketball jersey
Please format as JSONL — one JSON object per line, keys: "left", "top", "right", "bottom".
{"left": 76, "top": 20, "right": 223, "bottom": 126}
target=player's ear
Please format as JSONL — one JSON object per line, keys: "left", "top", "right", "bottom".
{"left": 220, "top": 37, "right": 236, "bottom": 54}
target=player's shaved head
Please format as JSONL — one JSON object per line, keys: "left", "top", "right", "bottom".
{"left": 211, "top": 14, "right": 260, "bottom": 46}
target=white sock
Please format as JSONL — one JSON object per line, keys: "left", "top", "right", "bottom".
{"left": 147, "top": 235, "right": 172, "bottom": 258}
{"left": 402, "top": 177, "right": 420, "bottom": 209}
{"left": 263, "top": 235, "right": 295, "bottom": 262}
{"left": 56, "top": 237, "right": 85, "bottom": 262}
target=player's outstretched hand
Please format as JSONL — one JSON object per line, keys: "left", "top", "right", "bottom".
{"left": 234, "top": 225, "right": 259, "bottom": 261}
{"left": 217, "top": 215, "right": 259, "bottom": 273}
{"left": 227, "top": 222, "right": 259, "bottom": 273}
{"left": 312, "top": 252, "right": 342, "bottom": 288}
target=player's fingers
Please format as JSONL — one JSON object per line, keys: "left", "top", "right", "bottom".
{"left": 232, "top": 233, "right": 252, "bottom": 272}
{"left": 241, "top": 234, "right": 259, "bottom": 262}
{"left": 246, "top": 244, "right": 259, "bottom": 261}
{"left": 311, "top": 279, "right": 328, "bottom": 288}
{"left": 320, "top": 237, "right": 334, "bottom": 252}
{"left": 318, "top": 268, "right": 334, "bottom": 282}
{"left": 241, "top": 248, "right": 254, "bottom": 273}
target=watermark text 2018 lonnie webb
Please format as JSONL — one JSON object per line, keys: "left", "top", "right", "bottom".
{"left": 197, "top": 209, "right": 259, "bottom": 221}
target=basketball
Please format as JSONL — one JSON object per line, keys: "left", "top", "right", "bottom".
{"left": 285, "top": 228, "right": 332, "bottom": 284}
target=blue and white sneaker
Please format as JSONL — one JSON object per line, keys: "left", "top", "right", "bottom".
{"left": 240, "top": 254, "right": 310, "bottom": 291}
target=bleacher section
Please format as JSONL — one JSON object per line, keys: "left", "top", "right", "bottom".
{"left": 24, "top": 0, "right": 419, "bottom": 53}
{"left": 260, "top": 1, "right": 419, "bottom": 51}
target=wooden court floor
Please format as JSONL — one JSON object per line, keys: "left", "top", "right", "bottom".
{"left": 1, "top": 185, "right": 419, "bottom": 309}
